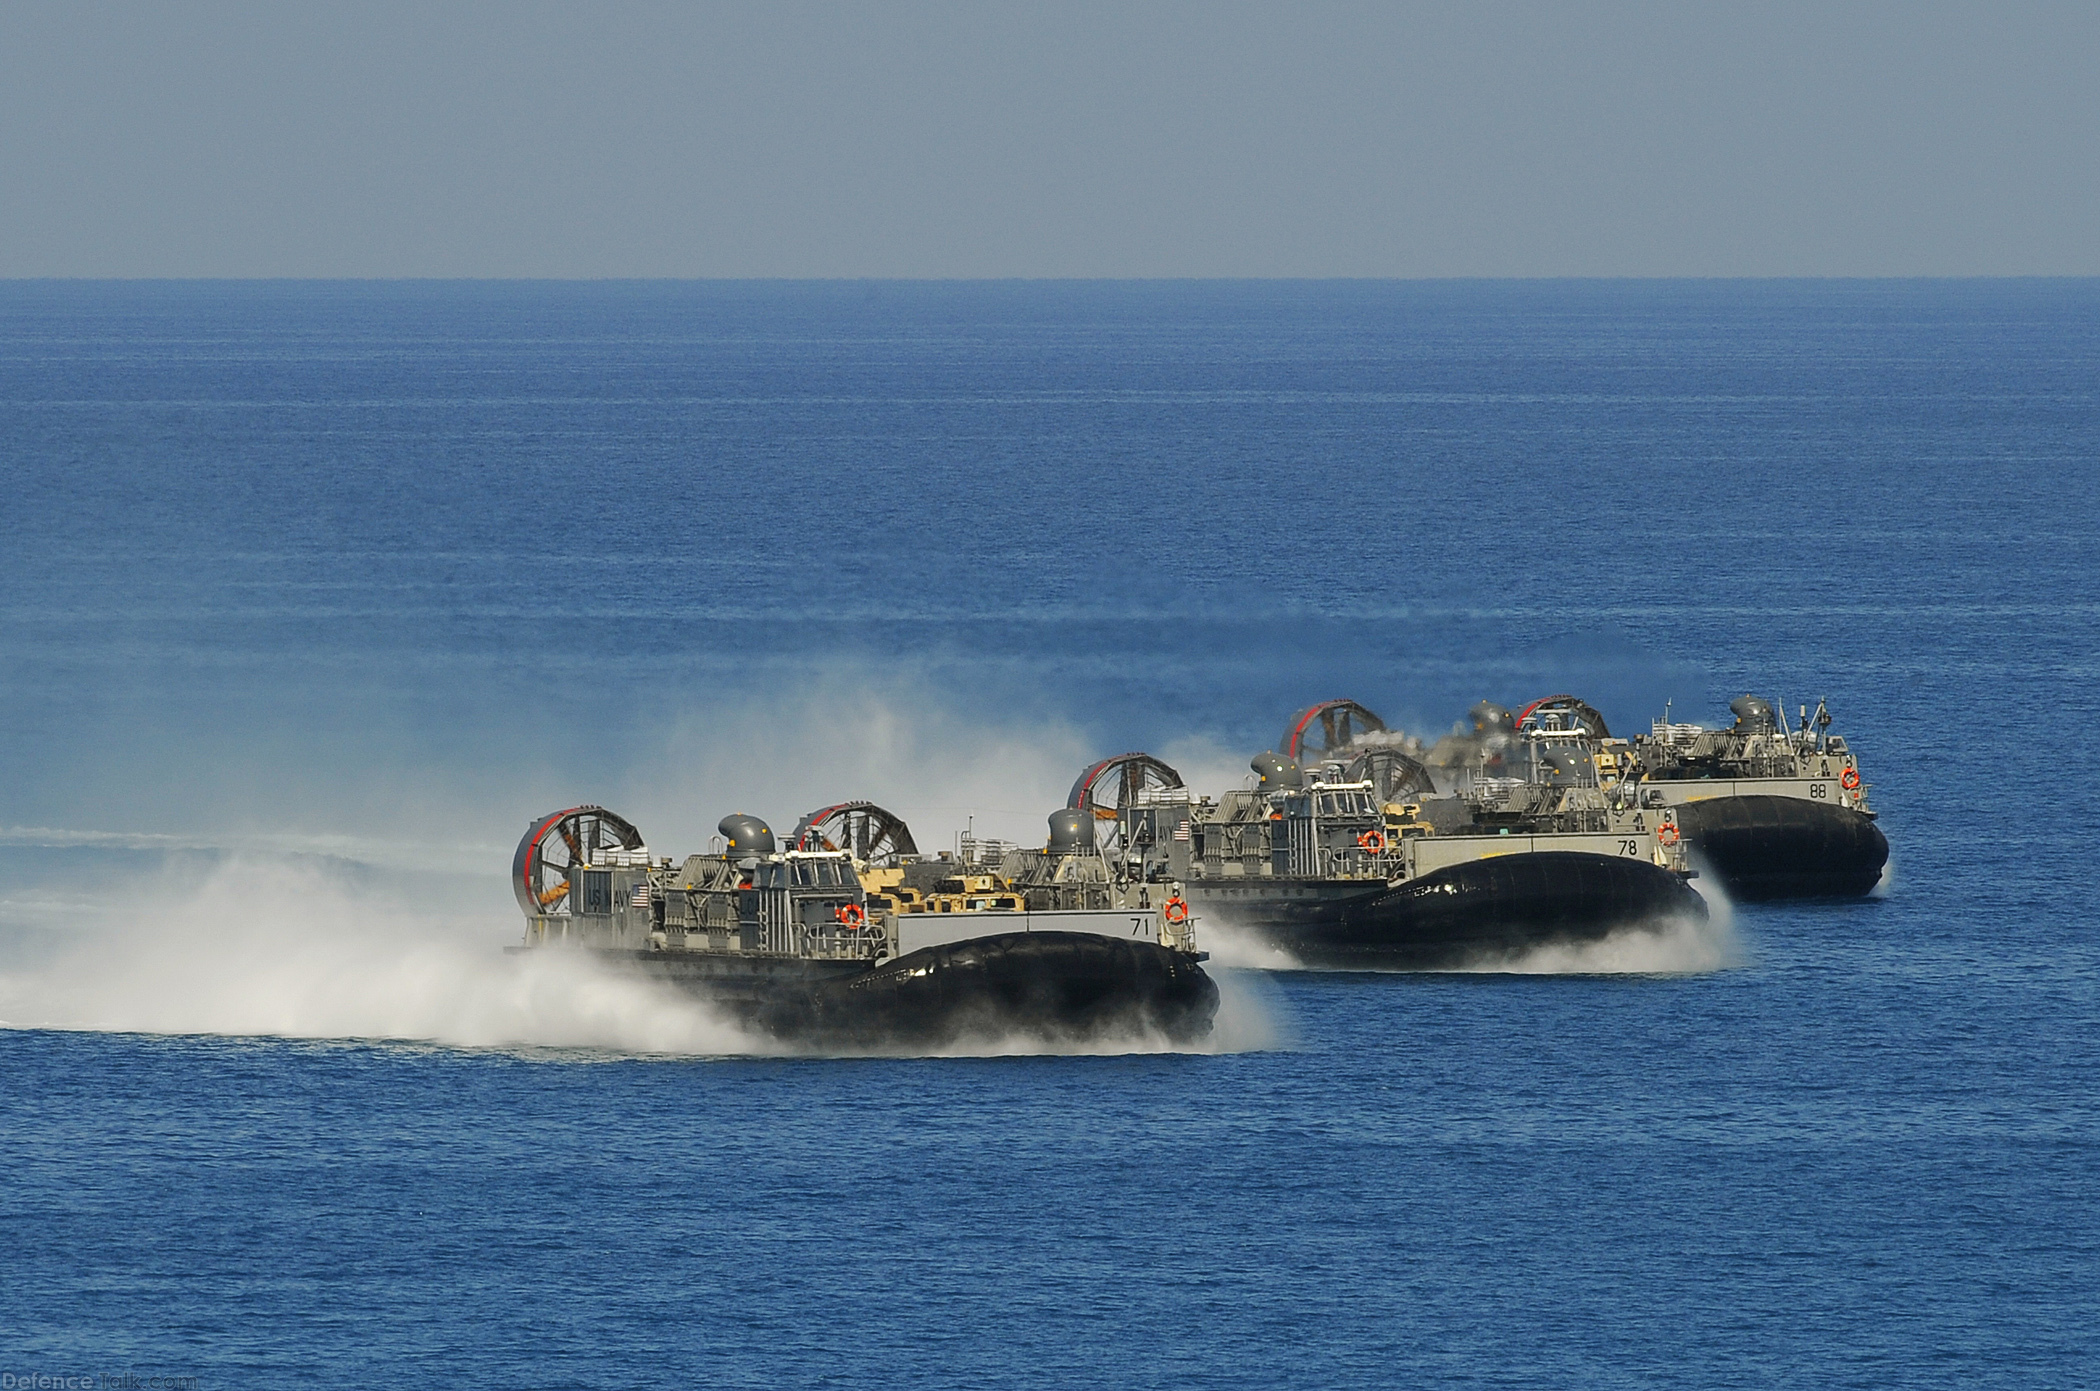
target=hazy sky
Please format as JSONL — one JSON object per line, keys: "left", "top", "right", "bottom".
{"left": 3, "top": 2, "right": 2095, "bottom": 277}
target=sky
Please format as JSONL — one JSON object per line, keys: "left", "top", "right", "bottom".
{"left": 1, "top": 1, "right": 2095, "bottom": 278}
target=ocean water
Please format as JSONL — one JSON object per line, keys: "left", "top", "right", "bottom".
{"left": 2, "top": 280, "right": 2097, "bottom": 1387}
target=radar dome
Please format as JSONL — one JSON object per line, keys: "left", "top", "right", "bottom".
{"left": 1251, "top": 751, "right": 1304, "bottom": 790}
{"left": 1047, "top": 808, "right": 1095, "bottom": 853}
{"left": 1730, "top": 695, "right": 1778, "bottom": 734}
{"left": 718, "top": 813, "right": 776, "bottom": 856}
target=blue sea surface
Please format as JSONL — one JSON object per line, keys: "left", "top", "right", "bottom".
{"left": 2, "top": 280, "right": 2097, "bottom": 1387}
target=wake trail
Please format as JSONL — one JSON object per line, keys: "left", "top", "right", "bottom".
{"left": 1448, "top": 864, "right": 1745, "bottom": 974}
{"left": 0, "top": 855, "right": 1278, "bottom": 1059}
{"left": 1189, "top": 882, "right": 1742, "bottom": 977}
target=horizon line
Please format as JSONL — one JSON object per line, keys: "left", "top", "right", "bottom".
{"left": 4, "top": 273, "right": 2098, "bottom": 286}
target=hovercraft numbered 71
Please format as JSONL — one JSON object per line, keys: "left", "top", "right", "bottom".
{"left": 511, "top": 803, "right": 1219, "bottom": 1048}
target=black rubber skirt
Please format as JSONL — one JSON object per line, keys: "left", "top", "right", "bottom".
{"left": 1271, "top": 851, "right": 1709, "bottom": 969}
{"left": 764, "top": 932, "right": 1219, "bottom": 1048}
{"left": 1672, "top": 795, "right": 1888, "bottom": 900}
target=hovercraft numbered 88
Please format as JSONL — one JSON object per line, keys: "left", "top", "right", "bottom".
{"left": 1510, "top": 692, "right": 1890, "bottom": 900}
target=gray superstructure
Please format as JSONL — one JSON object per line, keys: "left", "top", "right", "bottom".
{"left": 1495, "top": 693, "right": 1887, "bottom": 898}
{"left": 1063, "top": 710, "right": 1707, "bottom": 968}
{"left": 512, "top": 803, "right": 1215, "bottom": 1043}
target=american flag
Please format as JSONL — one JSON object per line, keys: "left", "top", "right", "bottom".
{"left": 629, "top": 882, "right": 652, "bottom": 908}
{"left": 1173, "top": 821, "right": 1190, "bottom": 841}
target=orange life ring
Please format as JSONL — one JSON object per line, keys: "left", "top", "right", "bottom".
{"left": 1162, "top": 896, "right": 1190, "bottom": 925}
{"left": 1840, "top": 768, "right": 1861, "bottom": 790}
{"left": 1657, "top": 822, "right": 1681, "bottom": 846}
{"left": 835, "top": 902, "right": 867, "bottom": 929}
{"left": 1358, "top": 829, "right": 1387, "bottom": 853}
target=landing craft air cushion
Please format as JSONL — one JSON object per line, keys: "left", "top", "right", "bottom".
{"left": 1062, "top": 701, "right": 1708, "bottom": 969}
{"left": 512, "top": 802, "right": 1218, "bottom": 1046}
{"left": 1507, "top": 693, "right": 1889, "bottom": 899}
